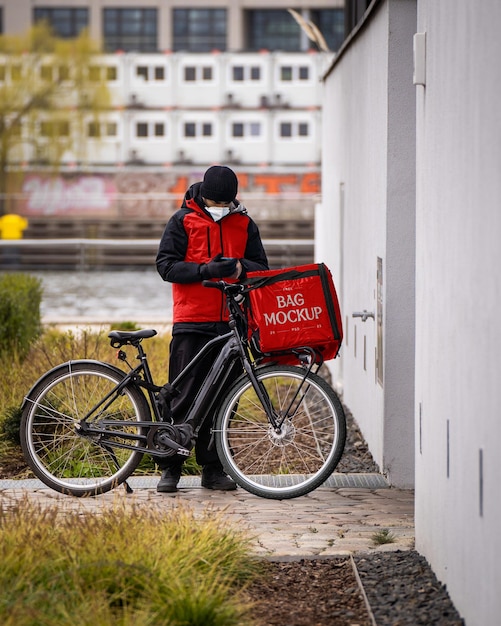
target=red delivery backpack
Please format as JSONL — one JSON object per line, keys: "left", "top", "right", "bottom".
{"left": 243, "top": 263, "right": 343, "bottom": 364}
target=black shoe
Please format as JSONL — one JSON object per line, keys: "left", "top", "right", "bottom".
{"left": 157, "top": 466, "right": 182, "bottom": 493}
{"left": 201, "top": 464, "right": 237, "bottom": 491}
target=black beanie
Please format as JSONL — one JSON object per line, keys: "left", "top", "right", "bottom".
{"left": 200, "top": 165, "right": 238, "bottom": 203}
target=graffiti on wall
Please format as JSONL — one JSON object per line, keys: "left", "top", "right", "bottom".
{"left": 21, "top": 176, "right": 116, "bottom": 215}
{"left": 14, "top": 170, "right": 320, "bottom": 217}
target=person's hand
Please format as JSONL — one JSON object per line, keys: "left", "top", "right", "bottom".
{"left": 201, "top": 254, "right": 238, "bottom": 279}
{"left": 232, "top": 260, "right": 242, "bottom": 279}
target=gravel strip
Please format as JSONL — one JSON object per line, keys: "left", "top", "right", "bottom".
{"left": 336, "top": 400, "right": 463, "bottom": 624}
{"left": 337, "top": 404, "right": 381, "bottom": 474}
{"left": 354, "top": 551, "right": 464, "bottom": 625}
{"left": 248, "top": 553, "right": 465, "bottom": 625}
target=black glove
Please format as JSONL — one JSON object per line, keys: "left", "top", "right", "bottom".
{"left": 201, "top": 253, "right": 238, "bottom": 279}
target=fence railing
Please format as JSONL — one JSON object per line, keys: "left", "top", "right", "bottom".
{"left": 0, "top": 238, "right": 314, "bottom": 271}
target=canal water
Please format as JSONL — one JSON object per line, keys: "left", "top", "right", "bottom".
{"left": 31, "top": 270, "right": 173, "bottom": 326}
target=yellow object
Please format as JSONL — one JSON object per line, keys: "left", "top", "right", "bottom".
{"left": 0, "top": 214, "right": 28, "bottom": 239}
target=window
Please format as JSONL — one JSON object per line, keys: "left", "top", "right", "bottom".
{"left": 299, "top": 66, "right": 309, "bottom": 80}
{"left": 136, "top": 65, "right": 166, "bottom": 81}
{"left": 183, "top": 122, "right": 213, "bottom": 138}
{"left": 251, "top": 66, "right": 261, "bottom": 80}
{"left": 173, "top": 9, "right": 226, "bottom": 52}
{"left": 310, "top": 9, "right": 345, "bottom": 52}
{"left": 89, "top": 66, "right": 101, "bottom": 82}
{"left": 231, "top": 121, "right": 262, "bottom": 139}
{"left": 106, "top": 122, "right": 117, "bottom": 137}
{"left": 11, "top": 65, "right": 22, "bottom": 81}
{"left": 184, "top": 67, "right": 196, "bottom": 82}
{"left": 41, "top": 65, "right": 52, "bottom": 81}
{"left": 246, "top": 10, "right": 300, "bottom": 51}
{"left": 183, "top": 66, "right": 213, "bottom": 82}
{"left": 233, "top": 67, "right": 244, "bottom": 82}
{"left": 250, "top": 122, "right": 261, "bottom": 137}
{"left": 232, "top": 65, "right": 261, "bottom": 81}
{"left": 103, "top": 8, "right": 157, "bottom": 52}
{"left": 88, "top": 65, "right": 117, "bottom": 82}
{"left": 279, "top": 121, "right": 310, "bottom": 139}
{"left": 280, "top": 123, "right": 292, "bottom": 138}
{"left": 88, "top": 122, "right": 100, "bottom": 138}
{"left": 10, "top": 121, "right": 22, "bottom": 138}
{"left": 41, "top": 121, "right": 70, "bottom": 137}
{"left": 88, "top": 121, "right": 118, "bottom": 138}
{"left": 131, "top": 122, "right": 166, "bottom": 138}
{"left": 59, "top": 65, "right": 70, "bottom": 81}
{"left": 232, "top": 123, "right": 244, "bottom": 138}
{"left": 40, "top": 64, "right": 70, "bottom": 82}
{"left": 34, "top": 7, "right": 89, "bottom": 38}
{"left": 280, "top": 65, "right": 310, "bottom": 82}
{"left": 281, "top": 66, "right": 293, "bottom": 81}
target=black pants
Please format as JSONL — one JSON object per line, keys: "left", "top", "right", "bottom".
{"left": 164, "top": 328, "right": 239, "bottom": 467}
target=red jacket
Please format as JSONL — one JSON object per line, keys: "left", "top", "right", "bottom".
{"left": 156, "top": 182, "right": 268, "bottom": 324}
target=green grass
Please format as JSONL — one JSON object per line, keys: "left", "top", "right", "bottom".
{"left": 0, "top": 327, "right": 213, "bottom": 479}
{"left": 0, "top": 327, "right": 202, "bottom": 478}
{"left": 0, "top": 327, "right": 170, "bottom": 417}
{"left": 0, "top": 498, "right": 262, "bottom": 625}
{"left": 371, "top": 528, "right": 397, "bottom": 545}
{"left": 0, "top": 328, "right": 267, "bottom": 624}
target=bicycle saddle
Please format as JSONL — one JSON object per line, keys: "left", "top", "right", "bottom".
{"left": 108, "top": 329, "right": 157, "bottom": 347}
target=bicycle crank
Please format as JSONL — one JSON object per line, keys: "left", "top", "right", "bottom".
{"left": 146, "top": 423, "right": 194, "bottom": 457}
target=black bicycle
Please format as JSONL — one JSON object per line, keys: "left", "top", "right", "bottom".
{"left": 20, "top": 280, "right": 346, "bottom": 500}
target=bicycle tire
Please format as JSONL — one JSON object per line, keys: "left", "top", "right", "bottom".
{"left": 214, "top": 364, "right": 346, "bottom": 499}
{"left": 20, "top": 360, "right": 149, "bottom": 497}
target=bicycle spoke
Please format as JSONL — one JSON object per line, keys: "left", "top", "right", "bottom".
{"left": 21, "top": 362, "right": 147, "bottom": 496}
{"left": 216, "top": 365, "right": 346, "bottom": 499}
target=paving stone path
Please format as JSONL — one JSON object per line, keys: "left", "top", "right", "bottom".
{"left": 0, "top": 475, "right": 414, "bottom": 557}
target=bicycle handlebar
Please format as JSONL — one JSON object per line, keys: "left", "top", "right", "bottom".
{"left": 202, "top": 280, "right": 245, "bottom": 295}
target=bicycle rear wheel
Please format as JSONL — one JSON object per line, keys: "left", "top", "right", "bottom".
{"left": 20, "top": 361, "right": 149, "bottom": 497}
{"left": 214, "top": 364, "right": 346, "bottom": 499}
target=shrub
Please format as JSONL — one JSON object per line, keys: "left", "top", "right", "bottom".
{"left": 109, "top": 321, "right": 140, "bottom": 331}
{"left": 0, "top": 405, "right": 22, "bottom": 445}
{"left": 0, "top": 500, "right": 261, "bottom": 625}
{"left": 0, "top": 273, "right": 42, "bottom": 360}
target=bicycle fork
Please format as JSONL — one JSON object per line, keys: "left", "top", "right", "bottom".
{"left": 237, "top": 339, "right": 319, "bottom": 432}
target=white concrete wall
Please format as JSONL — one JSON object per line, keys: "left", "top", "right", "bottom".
{"left": 320, "top": 0, "right": 416, "bottom": 487}
{"left": 414, "top": 1, "right": 501, "bottom": 624}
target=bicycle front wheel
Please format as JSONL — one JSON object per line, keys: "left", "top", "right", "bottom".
{"left": 214, "top": 364, "right": 346, "bottom": 499}
{"left": 20, "top": 361, "right": 149, "bottom": 497}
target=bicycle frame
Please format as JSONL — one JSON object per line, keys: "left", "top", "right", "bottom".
{"left": 20, "top": 277, "right": 348, "bottom": 500}
{"left": 69, "top": 283, "right": 318, "bottom": 461}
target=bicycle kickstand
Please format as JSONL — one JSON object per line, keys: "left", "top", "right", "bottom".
{"left": 101, "top": 444, "right": 134, "bottom": 494}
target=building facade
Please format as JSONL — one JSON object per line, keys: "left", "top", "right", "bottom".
{"left": 3, "top": 1, "right": 344, "bottom": 54}
{"left": 0, "top": 1, "right": 343, "bottom": 218}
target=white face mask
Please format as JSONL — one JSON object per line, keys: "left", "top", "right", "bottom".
{"left": 205, "top": 206, "right": 230, "bottom": 221}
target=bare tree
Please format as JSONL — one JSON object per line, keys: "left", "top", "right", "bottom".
{"left": 0, "top": 23, "right": 110, "bottom": 214}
